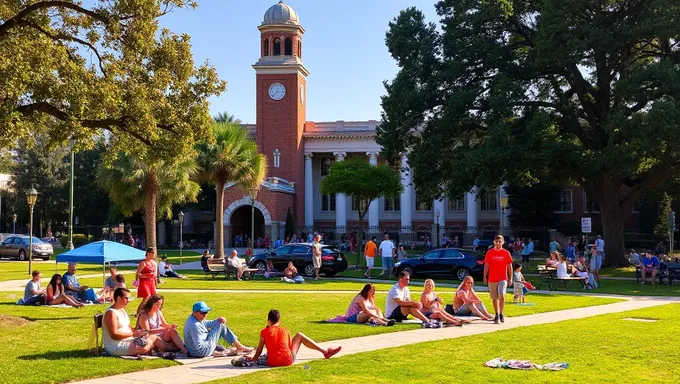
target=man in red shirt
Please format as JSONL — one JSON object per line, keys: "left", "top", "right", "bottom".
{"left": 483, "top": 234, "right": 513, "bottom": 324}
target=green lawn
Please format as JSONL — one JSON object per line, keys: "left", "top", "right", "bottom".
{"left": 214, "top": 303, "right": 680, "bottom": 384}
{"left": 0, "top": 290, "right": 619, "bottom": 384}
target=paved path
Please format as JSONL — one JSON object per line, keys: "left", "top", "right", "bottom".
{"left": 72, "top": 297, "right": 675, "bottom": 384}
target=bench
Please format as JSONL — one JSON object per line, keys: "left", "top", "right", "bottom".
{"left": 536, "top": 265, "right": 586, "bottom": 291}
{"left": 636, "top": 263, "right": 680, "bottom": 285}
{"left": 203, "top": 261, "right": 226, "bottom": 279}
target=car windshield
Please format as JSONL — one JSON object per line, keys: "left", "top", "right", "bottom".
{"left": 22, "top": 237, "right": 44, "bottom": 244}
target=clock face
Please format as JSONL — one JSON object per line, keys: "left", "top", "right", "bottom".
{"left": 300, "top": 84, "right": 304, "bottom": 105}
{"left": 268, "top": 83, "right": 286, "bottom": 100}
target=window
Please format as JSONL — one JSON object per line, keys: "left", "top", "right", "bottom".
{"left": 263, "top": 38, "right": 269, "bottom": 56}
{"left": 384, "top": 196, "right": 400, "bottom": 212}
{"left": 423, "top": 250, "right": 440, "bottom": 259}
{"left": 584, "top": 192, "right": 600, "bottom": 213}
{"left": 416, "top": 195, "right": 432, "bottom": 211}
{"left": 274, "top": 246, "right": 290, "bottom": 256}
{"left": 390, "top": 157, "right": 401, "bottom": 173}
{"left": 448, "top": 196, "right": 465, "bottom": 212}
{"left": 321, "top": 194, "right": 336, "bottom": 212}
{"left": 284, "top": 38, "right": 292, "bottom": 55}
{"left": 351, "top": 198, "right": 367, "bottom": 212}
{"left": 481, "top": 190, "right": 498, "bottom": 212}
{"left": 556, "top": 189, "right": 573, "bottom": 213}
{"left": 321, "top": 157, "right": 334, "bottom": 176}
{"left": 273, "top": 149, "right": 280, "bottom": 168}
{"left": 273, "top": 38, "right": 281, "bottom": 55}
{"left": 441, "top": 249, "right": 464, "bottom": 259}
{"left": 291, "top": 245, "right": 310, "bottom": 254}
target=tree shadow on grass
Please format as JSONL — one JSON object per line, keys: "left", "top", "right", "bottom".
{"left": 21, "top": 316, "right": 84, "bottom": 321}
{"left": 18, "top": 350, "right": 93, "bottom": 361}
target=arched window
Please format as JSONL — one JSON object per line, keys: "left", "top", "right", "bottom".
{"left": 273, "top": 38, "right": 281, "bottom": 56}
{"left": 284, "top": 38, "right": 292, "bottom": 55}
{"left": 263, "top": 38, "right": 269, "bottom": 56}
{"left": 298, "top": 41, "right": 301, "bottom": 58}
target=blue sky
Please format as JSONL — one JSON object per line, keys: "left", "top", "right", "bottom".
{"left": 159, "top": 0, "right": 439, "bottom": 124}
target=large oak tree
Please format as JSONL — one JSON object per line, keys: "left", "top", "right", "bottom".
{"left": 378, "top": 0, "right": 680, "bottom": 266}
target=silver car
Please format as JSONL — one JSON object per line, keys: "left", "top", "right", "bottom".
{"left": 0, "top": 235, "right": 54, "bottom": 261}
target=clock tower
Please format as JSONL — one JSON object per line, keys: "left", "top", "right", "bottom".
{"left": 253, "top": 1, "right": 308, "bottom": 224}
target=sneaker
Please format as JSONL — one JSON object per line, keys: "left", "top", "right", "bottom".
{"left": 422, "top": 321, "right": 432, "bottom": 328}
{"left": 493, "top": 315, "right": 499, "bottom": 324}
{"left": 499, "top": 314, "right": 505, "bottom": 323}
{"left": 323, "top": 347, "right": 341, "bottom": 359}
{"left": 386, "top": 319, "right": 396, "bottom": 327}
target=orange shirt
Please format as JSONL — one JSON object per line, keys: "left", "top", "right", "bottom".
{"left": 364, "top": 241, "right": 377, "bottom": 257}
{"left": 260, "top": 326, "right": 294, "bottom": 367}
{"left": 483, "top": 248, "right": 513, "bottom": 283}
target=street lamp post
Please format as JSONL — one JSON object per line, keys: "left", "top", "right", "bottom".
{"left": 435, "top": 209, "right": 440, "bottom": 248}
{"left": 178, "top": 211, "right": 184, "bottom": 266}
{"left": 67, "top": 138, "right": 75, "bottom": 250}
{"left": 500, "top": 196, "right": 509, "bottom": 234}
{"left": 249, "top": 190, "right": 258, "bottom": 252}
{"left": 26, "top": 188, "right": 38, "bottom": 275}
{"left": 12, "top": 213, "right": 17, "bottom": 234}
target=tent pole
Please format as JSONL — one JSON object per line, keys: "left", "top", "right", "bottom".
{"left": 102, "top": 262, "right": 106, "bottom": 294}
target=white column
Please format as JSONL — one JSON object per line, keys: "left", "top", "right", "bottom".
{"left": 333, "top": 152, "right": 347, "bottom": 232}
{"left": 466, "top": 187, "right": 478, "bottom": 229}
{"left": 433, "top": 198, "right": 445, "bottom": 246}
{"left": 367, "top": 152, "right": 380, "bottom": 229}
{"left": 304, "top": 153, "right": 314, "bottom": 227}
{"left": 400, "top": 153, "right": 412, "bottom": 228}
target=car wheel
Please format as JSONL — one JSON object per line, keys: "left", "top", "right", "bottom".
{"left": 456, "top": 267, "right": 470, "bottom": 281}
{"left": 303, "top": 263, "right": 315, "bottom": 277}
{"left": 255, "top": 261, "right": 266, "bottom": 273}
{"left": 18, "top": 250, "right": 26, "bottom": 261}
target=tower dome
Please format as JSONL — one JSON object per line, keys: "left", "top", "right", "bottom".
{"left": 262, "top": 1, "right": 300, "bottom": 26}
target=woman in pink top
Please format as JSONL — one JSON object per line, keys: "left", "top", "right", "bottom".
{"left": 345, "top": 284, "right": 395, "bottom": 326}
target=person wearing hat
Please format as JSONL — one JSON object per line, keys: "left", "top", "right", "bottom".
{"left": 183, "top": 301, "right": 253, "bottom": 357}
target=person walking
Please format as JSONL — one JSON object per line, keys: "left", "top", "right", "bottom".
{"left": 312, "top": 234, "right": 322, "bottom": 280}
{"left": 483, "top": 234, "right": 513, "bottom": 324}
{"left": 363, "top": 236, "right": 377, "bottom": 279}
{"left": 379, "top": 234, "right": 396, "bottom": 278}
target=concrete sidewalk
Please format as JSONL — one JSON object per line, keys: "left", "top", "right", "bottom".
{"left": 72, "top": 297, "right": 673, "bottom": 384}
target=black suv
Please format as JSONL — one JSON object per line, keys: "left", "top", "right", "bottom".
{"left": 247, "top": 243, "right": 348, "bottom": 277}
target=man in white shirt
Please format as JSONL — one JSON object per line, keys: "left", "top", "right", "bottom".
{"left": 379, "top": 234, "right": 396, "bottom": 277}
{"left": 385, "top": 271, "right": 431, "bottom": 324}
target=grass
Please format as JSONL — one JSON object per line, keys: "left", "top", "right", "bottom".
{"left": 213, "top": 303, "right": 680, "bottom": 384}
{"left": 0, "top": 290, "right": 619, "bottom": 384}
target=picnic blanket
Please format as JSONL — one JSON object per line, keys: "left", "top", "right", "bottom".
{"left": 484, "top": 357, "right": 569, "bottom": 371}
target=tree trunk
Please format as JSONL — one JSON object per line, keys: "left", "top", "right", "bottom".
{"left": 143, "top": 172, "right": 159, "bottom": 249}
{"left": 598, "top": 183, "right": 627, "bottom": 267}
{"left": 214, "top": 179, "right": 226, "bottom": 259}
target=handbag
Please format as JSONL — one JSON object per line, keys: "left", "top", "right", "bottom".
{"left": 132, "top": 279, "right": 139, "bottom": 287}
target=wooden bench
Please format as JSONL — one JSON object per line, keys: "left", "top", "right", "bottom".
{"left": 203, "top": 261, "right": 226, "bottom": 279}
{"left": 537, "top": 265, "right": 586, "bottom": 290}
{"left": 636, "top": 263, "right": 680, "bottom": 285}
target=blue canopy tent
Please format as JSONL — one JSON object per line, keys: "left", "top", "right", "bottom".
{"left": 56, "top": 241, "right": 146, "bottom": 288}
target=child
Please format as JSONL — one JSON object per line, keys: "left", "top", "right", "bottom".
{"left": 247, "top": 309, "right": 341, "bottom": 367}
{"left": 512, "top": 263, "right": 526, "bottom": 303}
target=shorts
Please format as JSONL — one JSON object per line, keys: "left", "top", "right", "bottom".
{"left": 106, "top": 340, "right": 133, "bottom": 357}
{"left": 365, "top": 256, "right": 374, "bottom": 268}
{"left": 488, "top": 280, "right": 508, "bottom": 301}
{"left": 388, "top": 307, "right": 408, "bottom": 322}
{"left": 312, "top": 255, "right": 321, "bottom": 269}
{"left": 590, "top": 255, "right": 602, "bottom": 272}
{"left": 513, "top": 282, "right": 524, "bottom": 296}
{"left": 346, "top": 313, "right": 359, "bottom": 323}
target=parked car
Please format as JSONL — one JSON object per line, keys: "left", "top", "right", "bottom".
{"left": 393, "top": 248, "right": 485, "bottom": 281}
{"left": 475, "top": 236, "right": 512, "bottom": 251}
{"left": 247, "top": 243, "right": 348, "bottom": 277}
{"left": 0, "top": 235, "right": 54, "bottom": 261}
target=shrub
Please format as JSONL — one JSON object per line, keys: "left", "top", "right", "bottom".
{"left": 60, "top": 234, "right": 94, "bottom": 248}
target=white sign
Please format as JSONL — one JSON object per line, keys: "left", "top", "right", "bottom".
{"left": 581, "top": 217, "right": 592, "bottom": 233}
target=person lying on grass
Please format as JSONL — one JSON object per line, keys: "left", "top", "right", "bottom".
{"left": 45, "top": 273, "right": 83, "bottom": 308}
{"left": 345, "top": 284, "right": 395, "bottom": 326}
{"left": 449, "top": 276, "right": 494, "bottom": 321}
{"left": 183, "top": 301, "right": 254, "bottom": 357}
{"left": 420, "top": 279, "right": 465, "bottom": 326}
{"left": 103, "top": 288, "right": 163, "bottom": 357}
{"left": 247, "top": 309, "right": 341, "bottom": 366}
{"left": 136, "top": 294, "right": 188, "bottom": 355}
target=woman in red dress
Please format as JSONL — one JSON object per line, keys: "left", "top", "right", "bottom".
{"left": 135, "top": 247, "right": 157, "bottom": 315}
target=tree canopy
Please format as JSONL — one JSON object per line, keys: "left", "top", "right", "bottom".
{"left": 0, "top": 0, "right": 225, "bottom": 155}
{"left": 378, "top": 0, "right": 680, "bottom": 266}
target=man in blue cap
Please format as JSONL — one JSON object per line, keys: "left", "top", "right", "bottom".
{"left": 183, "top": 301, "right": 254, "bottom": 357}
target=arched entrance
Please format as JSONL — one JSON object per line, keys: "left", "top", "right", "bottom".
{"left": 230, "top": 205, "right": 265, "bottom": 245}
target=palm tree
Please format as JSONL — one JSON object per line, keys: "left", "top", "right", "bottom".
{"left": 196, "top": 121, "right": 267, "bottom": 259}
{"left": 97, "top": 153, "right": 200, "bottom": 249}
{"left": 213, "top": 112, "right": 241, "bottom": 124}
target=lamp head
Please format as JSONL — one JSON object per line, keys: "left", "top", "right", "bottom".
{"left": 26, "top": 188, "right": 38, "bottom": 206}
{"left": 178, "top": 211, "right": 185, "bottom": 224}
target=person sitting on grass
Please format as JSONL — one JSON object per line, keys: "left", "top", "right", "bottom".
{"left": 385, "top": 271, "right": 432, "bottom": 324}
{"left": 45, "top": 274, "right": 83, "bottom": 307}
{"left": 512, "top": 264, "right": 526, "bottom": 304}
{"left": 640, "top": 250, "right": 660, "bottom": 285}
{"left": 102, "top": 266, "right": 119, "bottom": 298}
{"left": 115, "top": 274, "right": 127, "bottom": 289}
{"left": 225, "top": 250, "right": 249, "bottom": 281}
{"left": 136, "top": 294, "right": 188, "bottom": 355}
{"left": 159, "top": 255, "right": 186, "bottom": 279}
{"left": 247, "top": 309, "right": 341, "bottom": 366}
{"left": 282, "top": 262, "right": 305, "bottom": 284}
{"left": 345, "top": 284, "right": 395, "bottom": 326}
{"left": 420, "top": 279, "right": 465, "bottom": 326}
{"left": 63, "top": 262, "right": 89, "bottom": 302}
{"left": 22, "top": 270, "right": 45, "bottom": 305}
{"left": 103, "top": 288, "right": 160, "bottom": 357}
{"left": 183, "top": 301, "right": 253, "bottom": 357}
{"left": 449, "top": 276, "right": 494, "bottom": 321}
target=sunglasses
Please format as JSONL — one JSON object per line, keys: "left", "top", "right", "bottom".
{"left": 199, "top": 311, "right": 208, "bottom": 315}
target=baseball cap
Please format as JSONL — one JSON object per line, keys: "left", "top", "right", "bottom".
{"left": 192, "top": 301, "right": 212, "bottom": 313}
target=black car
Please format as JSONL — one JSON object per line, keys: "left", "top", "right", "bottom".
{"left": 247, "top": 243, "right": 348, "bottom": 277}
{"left": 393, "top": 248, "right": 485, "bottom": 281}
